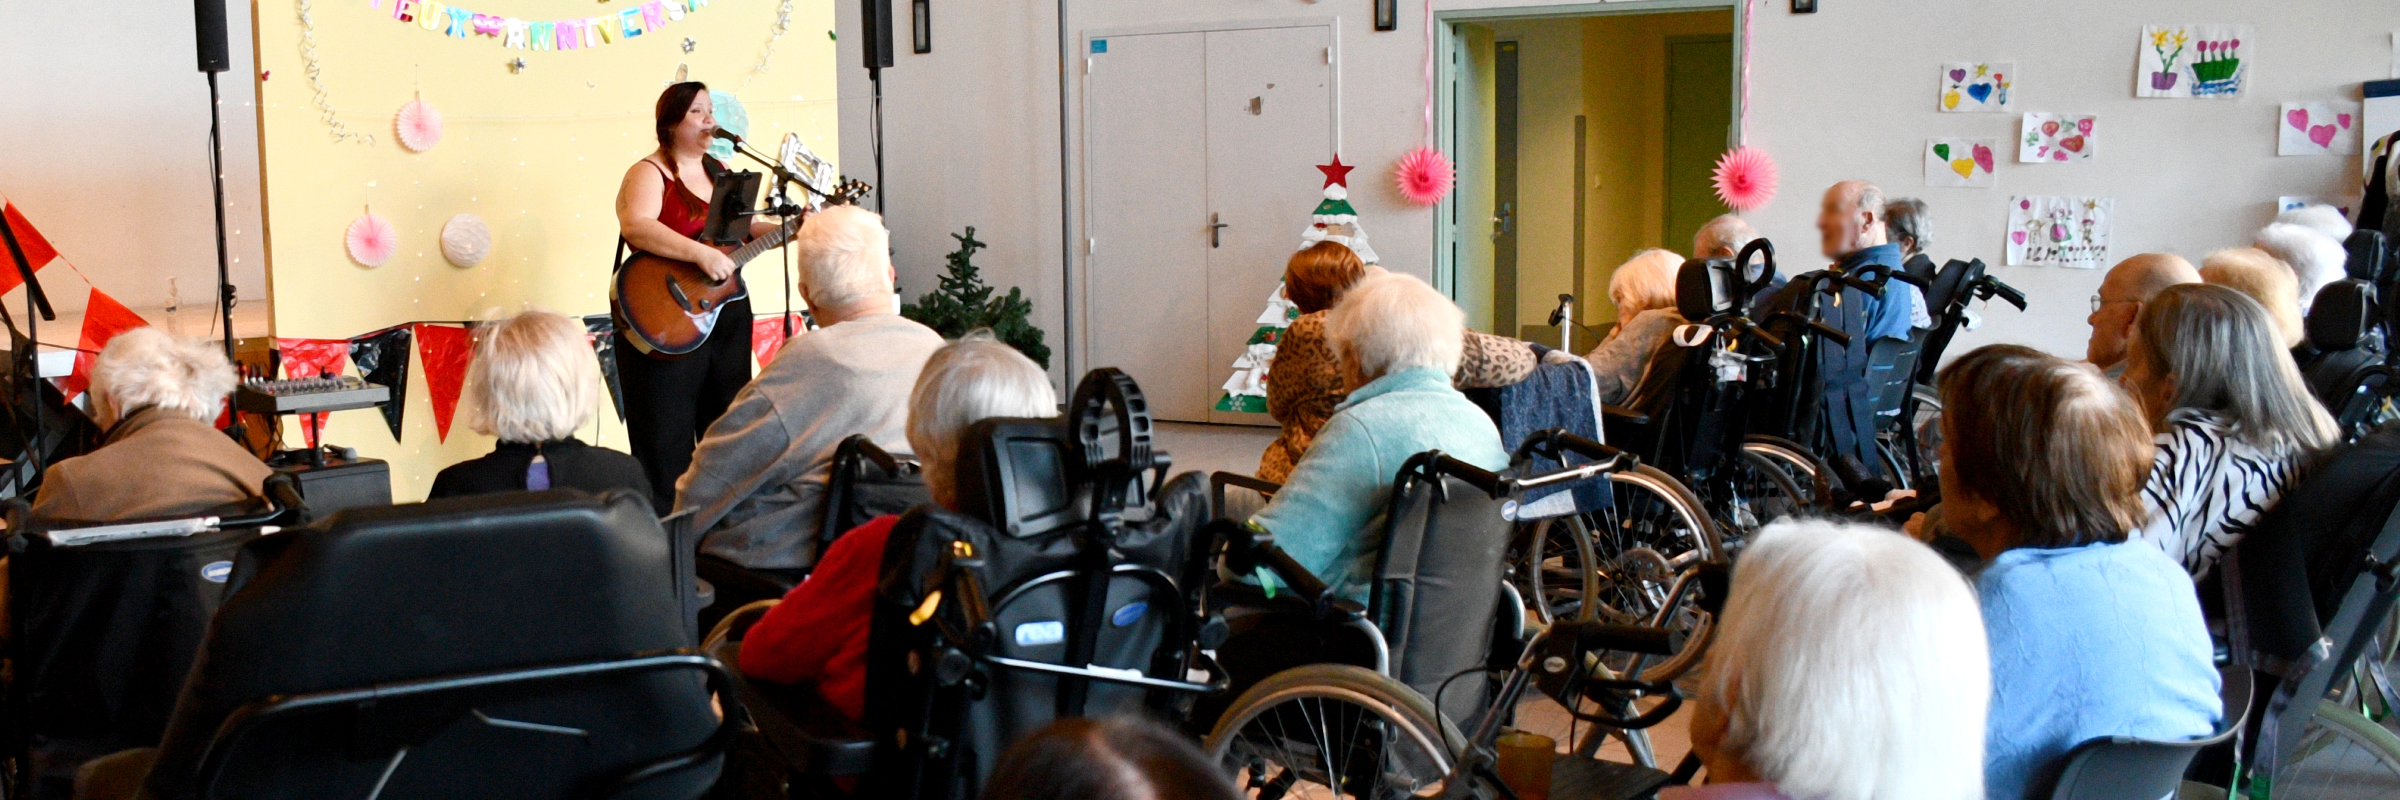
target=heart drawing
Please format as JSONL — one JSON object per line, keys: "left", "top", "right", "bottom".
{"left": 1973, "top": 144, "right": 1995, "bottom": 173}
{"left": 2310, "top": 125, "right": 2337, "bottom": 148}
{"left": 1934, "top": 143, "right": 1952, "bottom": 161}
{"left": 2012, "top": 230, "right": 2028, "bottom": 244}
{"left": 1951, "top": 159, "right": 1977, "bottom": 179}
{"left": 1967, "top": 83, "right": 1993, "bottom": 104}
{"left": 2059, "top": 136, "right": 2086, "bottom": 153}
{"left": 1950, "top": 68, "right": 1967, "bottom": 82}
{"left": 2282, "top": 103, "right": 2361, "bottom": 155}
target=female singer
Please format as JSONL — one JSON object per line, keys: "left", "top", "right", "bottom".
{"left": 613, "top": 81, "right": 779, "bottom": 508}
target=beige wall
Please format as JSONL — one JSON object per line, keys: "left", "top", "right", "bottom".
{"left": 1581, "top": 10, "right": 1733, "bottom": 324}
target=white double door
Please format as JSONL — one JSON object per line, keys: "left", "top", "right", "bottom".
{"left": 1084, "top": 24, "right": 1335, "bottom": 424}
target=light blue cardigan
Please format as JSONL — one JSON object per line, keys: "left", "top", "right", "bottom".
{"left": 1250, "top": 367, "right": 1511, "bottom": 603}
{"left": 1979, "top": 540, "right": 2221, "bottom": 800}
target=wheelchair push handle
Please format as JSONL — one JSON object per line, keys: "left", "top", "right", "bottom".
{"left": 1765, "top": 311, "right": 1852, "bottom": 348}
{"left": 1401, "top": 450, "right": 1511, "bottom": 498}
{"left": 1977, "top": 276, "right": 2028, "bottom": 310}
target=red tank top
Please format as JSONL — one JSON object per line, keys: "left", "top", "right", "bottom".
{"left": 648, "top": 158, "right": 711, "bottom": 240}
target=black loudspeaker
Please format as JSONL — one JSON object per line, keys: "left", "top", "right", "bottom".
{"left": 860, "top": 0, "right": 894, "bottom": 70}
{"left": 194, "top": 0, "right": 230, "bottom": 73}
{"left": 272, "top": 455, "right": 393, "bottom": 521}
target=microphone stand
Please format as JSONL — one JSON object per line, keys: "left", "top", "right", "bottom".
{"left": 722, "top": 135, "right": 815, "bottom": 339}
{"left": 0, "top": 209, "right": 57, "bottom": 488}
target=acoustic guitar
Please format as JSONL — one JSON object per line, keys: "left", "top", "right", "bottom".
{"left": 611, "top": 178, "right": 870, "bottom": 356}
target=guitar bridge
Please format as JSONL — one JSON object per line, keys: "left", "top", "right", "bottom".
{"left": 665, "top": 275, "right": 707, "bottom": 314}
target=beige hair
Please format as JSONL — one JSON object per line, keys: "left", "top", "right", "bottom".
{"left": 1695, "top": 519, "right": 1988, "bottom": 800}
{"left": 1608, "top": 249, "right": 1685, "bottom": 318}
{"left": 89, "top": 327, "right": 237, "bottom": 425}
{"left": 1326, "top": 272, "right": 1465, "bottom": 382}
{"left": 1692, "top": 215, "right": 1758, "bottom": 260}
{"left": 2201, "top": 248, "right": 2305, "bottom": 348}
{"left": 2129, "top": 284, "right": 2338, "bottom": 454}
{"left": 464, "top": 310, "right": 601, "bottom": 443}
{"left": 908, "top": 332, "right": 1059, "bottom": 508}
{"left": 794, "top": 204, "right": 898, "bottom": 310}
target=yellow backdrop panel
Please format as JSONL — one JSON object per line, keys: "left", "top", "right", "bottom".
{"left": 252, "top": 0, "right": 837, "bottom": 501}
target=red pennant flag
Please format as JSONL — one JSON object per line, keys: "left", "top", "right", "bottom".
{"left": 751, "top": 313, "right": 804, "bottom": 367}
{"left": 277, "top": 338, "right": 352, "bottom": 447}
{"left": 62, "top": 289, "right": 148, "bottom": 402}
{"left": 0, "top": 200, "right": 60, "bottom": 296}
{"left": 414, "top": 323, "right": 473, "bottom": 442}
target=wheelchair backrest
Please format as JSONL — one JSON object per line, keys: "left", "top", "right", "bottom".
{"left": 821, "top": 434, "right": 931, "bottom": 550}
{"left": 1373, "top": 466, "right": 1512, "bottom": 722}
{"left": 139, "top": 490, "right": 716, "bottom": 800}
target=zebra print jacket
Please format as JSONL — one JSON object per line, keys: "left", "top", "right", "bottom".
{"left": 2136, "top": 409, "right": 2308, "bottom": 581}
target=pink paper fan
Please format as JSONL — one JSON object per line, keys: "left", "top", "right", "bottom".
{"left": 1711, "top": 146, "right": 1778, "bottom": 212}
{"left": 346, "top": 212, "right": 397, "bottom": 267}
{"left": 1394, "top": 147, "right": 1455, "bottom": 206}
{"left": 396, "top": 100, "right": 443, "bottom": 152}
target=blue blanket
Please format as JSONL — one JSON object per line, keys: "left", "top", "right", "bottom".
{"left": 1494, "top": 358, "right": 1610, "bottom": 518}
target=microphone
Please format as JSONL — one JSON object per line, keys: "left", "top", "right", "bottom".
{"left": 711, "top": 127, "right": 743, "bottom": 144}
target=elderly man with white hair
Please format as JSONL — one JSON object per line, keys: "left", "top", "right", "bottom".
{"left": 1667, "top": 519, "right": 1988, "bottom": 800}
{"left": 678, "top": 205, "right": 946, "bottom": 602}
{"left": 33, "top": 327, "right": 270, "bottom": 521}
{"left": 1246, "top": 272, "right": 1508, "bottom": 603}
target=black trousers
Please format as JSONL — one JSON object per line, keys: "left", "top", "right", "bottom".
{"left": 617, "top": 297, "right": 754, "bottom": 513}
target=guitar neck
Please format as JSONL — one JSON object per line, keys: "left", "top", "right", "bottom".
{"left": 726, "top": 216, "right": 804, "bottom": 268}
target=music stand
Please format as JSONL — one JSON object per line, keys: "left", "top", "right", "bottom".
{"left": 700, "top": 171, "right": 762, "bottom": 247}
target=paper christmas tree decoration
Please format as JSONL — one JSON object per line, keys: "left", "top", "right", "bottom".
{"left": 1212, "top": 158, "right": 1374, "bottom": 413}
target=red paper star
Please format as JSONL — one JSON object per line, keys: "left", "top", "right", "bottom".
{"left": 1316, "top": 156, "right": 1354, "bottom": 189}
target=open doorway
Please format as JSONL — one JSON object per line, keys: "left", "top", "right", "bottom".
{"left": 1441, "top": 4, "right": 1737, "bottom": 347}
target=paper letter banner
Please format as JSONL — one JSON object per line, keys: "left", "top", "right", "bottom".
{"left": 277, "top": 338, "right": 353, "bottom": 447}
{"left": 2006, "top": 196, "right": 2114, "bottom": 269}
{"left": 347, "top": 325, "right": 413, "bottom": 442}
{"left": 2019, "top": 113, "right": 2097, "bottom": 163}
{"left": 64, "top": 289, "right": 148, "bottom": 403}
{"left": 414, "top": 323, "right": 473, "bottom": 442}
{"left": 379, "top": 1, "right": 707, "bottom": 51}
{"left": 582, "top": 314, "right": 625, "bottom": 423}
{"left": 1924, "top": 138, "right": 1998, "bottom": 188}
{"left": 751, "top": 313, "right": 806, "bottom": 368}
{"left": 0, "top": 199, "right": 61, "bottom": 296}
{"left": 1939, "top": 62, "right": 2014, "bottom": 112}
{"left": 2279, "top": 101, "right": 2361, "bottom": 156}
{"left": 2139, "top": 25, "right": 2251, "bottom": 99}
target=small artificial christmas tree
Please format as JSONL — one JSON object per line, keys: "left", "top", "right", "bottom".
{"left": 901, "top": 227, "right": 1052, "bottom": 368}
{"left": 1213, "top": 158, "right": 1375, "bottom": 413}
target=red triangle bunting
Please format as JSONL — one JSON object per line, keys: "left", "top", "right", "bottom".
{"left": 751, "top": 312, "right": 804, "bottom": 367}
{"left": 63, "top": 289, "right": 148, "bottom": 403}
{"left": 277, "top": 338, "right": 352, "bottom": 447}
{"left": 414, "top": 323, "right": 473, "bottom": 442}
{"left": 0, "top": 200, "right": 60, "bottom": 296}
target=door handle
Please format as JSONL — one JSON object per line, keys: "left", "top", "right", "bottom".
{"left": 1210, "top": 213, "right": 1230, "bottom": 248}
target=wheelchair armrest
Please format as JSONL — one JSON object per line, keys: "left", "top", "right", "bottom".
{"left": 1601, "top": 404, "right": 1650, "bottom": 426}
{"left": 702, "top": 599, "right": 781, "bottom": 652}
{"left": 1211, "top": 471, "right": 1282, "bottom": 517}
{"left": 712, "top": 639, "right": 877, "bottom": 778}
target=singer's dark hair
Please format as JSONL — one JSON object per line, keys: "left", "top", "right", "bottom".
{"left": 655, "top": 81, "right": 710, "bottom": 155}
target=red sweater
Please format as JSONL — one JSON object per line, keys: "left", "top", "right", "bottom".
{"left": 736, "top": 514, "right": 896, "bottom": 723}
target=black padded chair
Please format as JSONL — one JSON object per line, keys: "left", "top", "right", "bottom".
{"left": 2301, "top": 279, "right": 2393, "bottom": 437}
{"left": 111, "top": 489, "right": 740, "bottom": 800}
{"left": 2033, "top": 666, "right": 2254, "bottom": 800}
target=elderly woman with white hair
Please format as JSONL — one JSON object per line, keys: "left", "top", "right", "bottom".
{"left": 429, "top": 310, "right": 650, "bottom": 502}
{"left": 679, "top": 204, "right": 947, "bottom": 610}
{"left": 1667, "top": 519, "right": 1987, "bottom": 800}
{"left": 33, "top": 327, "right": 270, "bottom": 521}
{"left": 736, "top": 332, "right": 1055, "bottom": 724}
{"left": 1583, "top": 248, "right": 1687, "bottom": 404}
{"left": 1247, "top": 272, "right": 1509, "bottom": 602}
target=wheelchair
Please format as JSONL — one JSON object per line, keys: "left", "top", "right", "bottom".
{"left": 0, "top": 475, "right": 305, "bottom": 800}
{"left": 2299, "top": 229, "right": 2400, "bottom": 441}
{"left": 1882, "top": 257, "right": 2024, "bottom": 490}
{"left": 692, "top": 433, "right": 932, "bottom": 634}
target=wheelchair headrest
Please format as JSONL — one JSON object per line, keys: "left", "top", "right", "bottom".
{"left": 2308, "top": 279, "right": 2376, "bottom": 352}
{"left": 2345, "top": 228, "right": 2390, "bottom": 283}
{"left": 1676, "top": 258, "right": 1740, "bottom": 321}
{"left": 951, "top": 368, "right": 1168, "bottom": 539}
{"left": 1926, "top": 258, "right": 1984, "bottom": 313}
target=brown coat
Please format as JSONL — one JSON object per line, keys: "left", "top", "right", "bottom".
{"left": 31, "top": 405, "right": 273, "bottom": 523}
{"left": 1257, "top": 312, "right": 1536, "bottom": 483}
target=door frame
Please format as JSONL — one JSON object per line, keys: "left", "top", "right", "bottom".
{"left": 1432, "top": 0, "right": 1739, "bottom": 328}
{"left": 1070, "top": 17, "right": 1343, "bottom": 386}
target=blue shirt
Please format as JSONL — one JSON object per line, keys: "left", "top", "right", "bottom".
{"left": 1979, "top": 540, "right": 2221, "bottom": 800}
{"left": 1250, "top": 367, "right": 1511, "bottom": 603}
{"left": 1840, "top": 243, "right": 1930, "bottom": 343}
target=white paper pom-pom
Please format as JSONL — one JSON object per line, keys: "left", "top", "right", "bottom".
{"left": 440, "top": 213, "right": 492, "bottom": 267}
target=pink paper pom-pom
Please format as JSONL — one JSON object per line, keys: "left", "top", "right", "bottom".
{"left": 1711, "top": 146, "right": 1778, "bottom": 212}
{"left": 396, "top": 100, "right": 443, "bottom": 152}
{"left": 1394, "top": 147, "right": 1455, "bottom": 206}
{"left": 346, "top": 212, "right": 397, "bottom": 267}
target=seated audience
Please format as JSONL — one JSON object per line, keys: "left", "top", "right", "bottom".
{"left": 2085, "top": 252, "right": 2200, "bottom": 376}
{"left": 1258, "top": 242, "right": 1532, "bottom": 482}
{"left": 1817, "top": 181, "right": 1928, "bottom": 339}
{"left": 33, "top": 327, "right": 269, "bottom": 521}
{"left": 1885, "top": 196, "right": 1937, "bottom": 282}
{"left": 1670, "top": 519, "right": 1987, "bottom": 800}
{"left": 736, "top": 333, "right": 1055, "bottom": 723}
{"left": 1582, "top": 248, "right": 1687, "bottom": 403}
{"left": 2199, "top": 247, "right": 2305, "bottom": 349}
{"left": 429, "top": 310, "right": 650, "bottom": 502}
{"left": 2123, "top": 284, "right": 2336, "bottom": 580}
{"left": 2255, "top": 220, "right": 2347, "bottom": 311}
{"left": 984, "top": 717, "right": 1241, "bottom": 800}
{"left": 1937, "top": 344, "right": 2219, "bottom": 800}
{"left": 1250, "top": 272, "right": 1509, "bottom": 602}
{"left": 678, "top": 205, "right": 946, "bottom": 592}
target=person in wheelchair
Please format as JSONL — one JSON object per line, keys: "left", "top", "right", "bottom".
{"left": 1246, "top": 271, "right": 1509, "bottom": 604}
{"left": 2122, "top": 284, "right": 2335, "bottom": 582}
{"left": 1935, "top": 345, "right": 2219, "bottom": 800}
{"left": 2199, "top": 247, "right": 2306, "bottom": 350}
{"left": 429, "top": 309, "right": 651, "bottom": 502}
{"left": 1260, "top": 241, "right": 1534, "bottom": 482}
{"left": 1885, "top": 196, "right": 1936, "bottom": 284}
{"left": 1582, "top": 248, "right": 1686, "bottom": 404}
{"left": 33, "top": 326, "right": 270, "bottom": 522}
{"left": 734, "top": 332, "right": 1055, "bottom": 724}
{"left": 983, "top": 718, "right": 1240, "bottom": 800}
{"left": 1673, "top": 519, "right": 1987, "bottom": 800}
{"left": 1695, "top": 214, "right": 1783, "bottom": 321}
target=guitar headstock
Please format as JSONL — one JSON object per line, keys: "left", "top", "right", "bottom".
{"left": 826, "top": 178, "right": 874, "bottom": 207}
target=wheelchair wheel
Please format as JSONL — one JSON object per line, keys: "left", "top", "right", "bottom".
{"left": 1521, "top": 514, "right": 1600, "bottom": 625}
{"left": 1690, "top": 450, "right": 1808, "bottom": 555}
{"left": 1906, "top": 383, "right": 1943, "bottom": 483}
{"left": 1740, "top": 436, "right": 1829, "bottom": 506}
{"left": 2262, "top": 700, "right": 2400, "bottom": 798}
{"left": 1206, "top": 664, "right": 1462, "bottom": 800}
